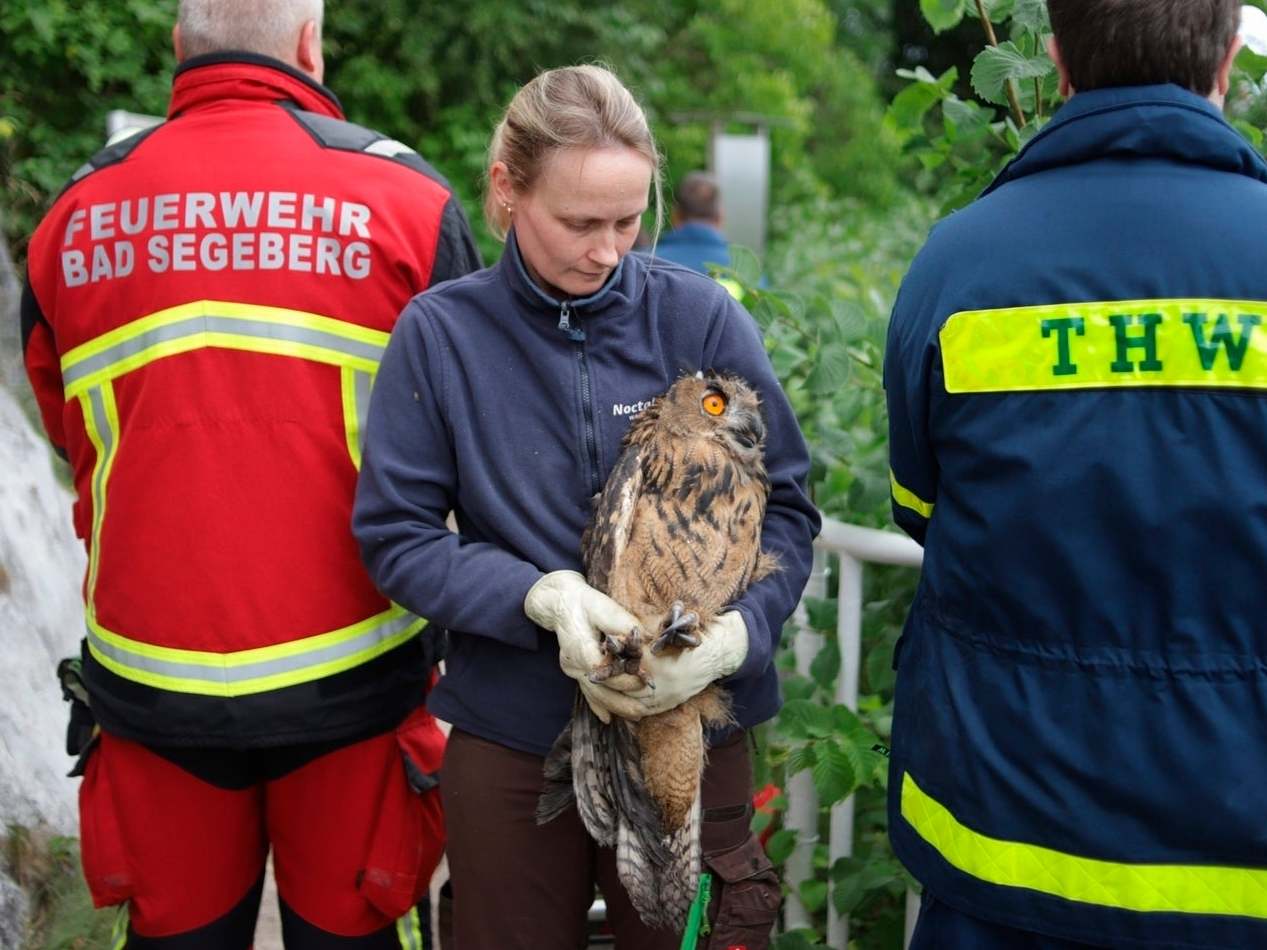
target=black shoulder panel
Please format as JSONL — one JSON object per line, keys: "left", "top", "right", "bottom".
{"left": 61, "top": 124, "right": 163, "bottom": 196}
{"left": 279, "top": 104, "right": 455, "bottom": 192}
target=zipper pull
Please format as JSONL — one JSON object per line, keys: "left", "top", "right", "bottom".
{"left": 559, "top": 302, "right": 585, "bottom": 341}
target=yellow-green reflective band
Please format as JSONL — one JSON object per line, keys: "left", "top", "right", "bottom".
{"left": 396, "top": 907, "right": 423, "bottom": 950}
{"left": 342, "top": 367, "right": 374, "bottom": 469}
{"left": 111, "top": 905, "right": 128, "bottom": 950}
{"left": 80, "top": 383, "right": 120, "bottom": 608}
{"left": 940, "top": 298, "right": 1267, "bottom": 394}
{"left": 85, "top": 606, "right": 426, "bottom": 697}
{"left": 61, "top": 300, "right": 390, "bottom": 399}
{"left": 901, "top": 771, "right": 1267, "bottom": 919}
{"left": 890, "top": 469, "right": 933, "bottom": 519}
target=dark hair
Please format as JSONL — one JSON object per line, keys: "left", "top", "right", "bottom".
{"left": 1048, "top": 0, "right": 1240, "bottom": 95}
{"left": 673, "top": 172, "right": 721, "bottom": 222}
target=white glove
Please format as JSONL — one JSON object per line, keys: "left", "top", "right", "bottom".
{"left": 524, "top": 571, "right": 645, "bottom": 717}
{"left": 623, "top": 611, "right": 750, "bottom": 716}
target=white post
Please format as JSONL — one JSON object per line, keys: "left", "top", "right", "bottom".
{"left": 904, "top": 889, "right": 922, "bottom": 947}
{"left": 783, "top": 546, "right": 827, "bottom": 931}
{"left": 825, "top": 552, "right": 864, "bottom": 948}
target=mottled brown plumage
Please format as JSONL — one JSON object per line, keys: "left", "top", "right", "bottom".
{"left": 538, "top": 371, "right": 777, "bottom": 931}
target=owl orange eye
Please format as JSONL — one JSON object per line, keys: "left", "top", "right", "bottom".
{"left": 702, "top": 392, "right": 727, "bottom": 416}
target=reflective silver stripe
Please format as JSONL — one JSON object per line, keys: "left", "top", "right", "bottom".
{"left": 354, "top": 369, "right": 374, "bottom": 458}
{"left": 86, "top": 609, "right": 422, "bottom": 686}
{"left": 63, "top": 314, "right": 386, "bottom": 387}
{"left": 85, "top": 385, "right": 115, "bottom": 604}
{"left": 365, "top": 138, "right": 416, "bottom": 158}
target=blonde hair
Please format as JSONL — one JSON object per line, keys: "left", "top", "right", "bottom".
{"left": 485, "top": 64, "right": 663, "bottom": 242}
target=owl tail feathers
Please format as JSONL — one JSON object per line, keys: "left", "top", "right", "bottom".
{"left": 536, "top": 716, "right": 575, "bottom": 826}
{"left": 616, "top": 790, "right": 701, "bottom": 933}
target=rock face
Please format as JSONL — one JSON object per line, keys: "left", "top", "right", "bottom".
{"left": 0, "top": 222, "right": 85, "bottom": 837}
{"left": 0, "top": 382, "right": 86, "bottom": 834}
{"left": 0, "top": 872, "right": 30, "bottom": 949}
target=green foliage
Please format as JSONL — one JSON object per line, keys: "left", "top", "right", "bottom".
{"left": 4, "top": 824, "right": 116, "bottom": 947}
{"left": 0, "top": 0, "right": 177, "bottom": 260}
{"left": 1, "top": 0, "right": 903, "bottom": 265}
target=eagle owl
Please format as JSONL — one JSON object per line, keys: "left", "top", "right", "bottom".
{"left": 538, "top": 371, "right": 777, "bottom": 931}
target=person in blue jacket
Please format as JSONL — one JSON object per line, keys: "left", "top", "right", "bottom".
{"left": 655, "top": 171, "right": 732, "bottom": 274}
{"left": 353, "top": 64, "right": 818, "bottom": 949}
{"left": 885, "top": 1, "right": 1267, "bottom": 947}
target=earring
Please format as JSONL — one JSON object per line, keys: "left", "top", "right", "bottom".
{"left": 504, "top": 202, "right": 513, "bottom": 214}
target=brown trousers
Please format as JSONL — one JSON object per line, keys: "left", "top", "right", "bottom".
{"left": 441, "top": 727, "right": 780, "bottom": 950}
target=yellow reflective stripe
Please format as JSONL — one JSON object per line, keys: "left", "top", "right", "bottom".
{"left": 396, "top": 907, "right": 423, "bottom": 949}
{"left": 901, "top": 771, "right": 1267, "bottom": 919}
{"left": 940, "top": 298, "right": 1267, "bottom": 394}
{"left": 61, "top": 300, "right": 390, "bottom": 398}
{"left": 80, "top": 383, "right": 120, "bottom": 609}
{"left": 890, "top": 469, "right": 933, "bottom": 519}
{"left": 86, "top": 610, "right": 425, "bottom": 697}
{"left": 342, "top": 367, "right": 374, "bottom": 469}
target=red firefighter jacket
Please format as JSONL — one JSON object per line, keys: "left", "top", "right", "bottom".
{"left": 20, "top": 53, "right": 481, "bottom": 746}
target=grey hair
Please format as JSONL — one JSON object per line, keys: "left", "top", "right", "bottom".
{"left": 177, "top": 0, "right": 323, "bottom": 61}
{"left": 485, "top": 64, "right": 664, "bottom": 243}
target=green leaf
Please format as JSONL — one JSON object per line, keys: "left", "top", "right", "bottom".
{"left": 810, "top": 636, "right": 841, "bottom": 690}
{"left": 970, "top": 41, "right": 1052, "bottom": 107}
{"left": 778, "top": 699, "right": 835, "bottom": 740}
{"left": 729, "top": 245, "right": 763, "bottom": 287}
{"left": 750, "top": 809, "right": 774, "bottom": 835}
{"left": 942, "top": 96, "right": 993, "bottom": 141}
{"left": 803, "top": 596, "right": 836, "bottom": 632}
{"left": 771, "top": 931, "right": 822, "bottom": 950}
{"left": 919, "top": 0, "right": 966, "bottom": 33}
{"left": 1010, "top": 0, "right": 1052, "bottom": 35}
{"left": 1236, "top": 45, "right": 1267, "bottom": 83}
{"left": 886, "top": 81, "right": 946, "bottom": 134}
{"left": 798, "top": 878, "right": 829, "bottom": 912}
{"left": 785, "top": 742, "right": 818, "bottom": 776}
{"left": 983, "top": 0, "right": 1016, "bottom": 20}
{"left": 765, "top": 828, "right": 798, "bottom": 865}
{"left": 1232, "top": 119, "right": 1264, "bottom": 150}
{"left": 806, "top": 341, "right": 853, "bottom": 394}
{"left": 811, "top": 739, "right": 858, "bottom": 806}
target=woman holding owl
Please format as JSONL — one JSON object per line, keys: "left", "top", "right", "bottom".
{"left": 353, "top": 64, "right": 819, "bottom": 949}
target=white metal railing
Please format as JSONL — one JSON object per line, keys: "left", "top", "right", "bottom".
{"left": 782, "top": 516, "right": 924, "bottom": 948}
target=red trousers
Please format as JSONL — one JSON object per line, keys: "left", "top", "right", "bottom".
{"left": 78, "top": 705, "right": 445, "bottom": 947}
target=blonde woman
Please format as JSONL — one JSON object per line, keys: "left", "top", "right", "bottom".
{"left": 354, "top": 65, "right": 818, "bottom": 949}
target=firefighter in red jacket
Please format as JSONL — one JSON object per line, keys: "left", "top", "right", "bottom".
{"left": 20, "top": 0, "right": 480, "bottom": 944}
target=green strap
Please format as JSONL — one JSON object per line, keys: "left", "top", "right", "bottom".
{"left": 679, "top": 871, "right": 713, "bottom": 950}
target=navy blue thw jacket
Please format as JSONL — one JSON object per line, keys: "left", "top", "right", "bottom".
{"left": 354, "top": 236, "right": 818, "bottom": 756}
{"left": 885, "top": 85, "right": 1267, "bottom": 948}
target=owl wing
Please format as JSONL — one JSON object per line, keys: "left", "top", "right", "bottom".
{"left": 581, "top": 440, "right": 645, "bottom": 594}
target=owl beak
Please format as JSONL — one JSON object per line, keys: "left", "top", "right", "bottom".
{"left": 734, "top": 410, "right": 765, "bottom": 449}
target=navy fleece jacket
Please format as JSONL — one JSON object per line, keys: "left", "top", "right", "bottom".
{"left": 353, "top": 236, "right": 819, "bottom": 755}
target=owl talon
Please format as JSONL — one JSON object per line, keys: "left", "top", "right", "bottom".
{"left": 652, "top": 602, "right": 701, "bottom": 653}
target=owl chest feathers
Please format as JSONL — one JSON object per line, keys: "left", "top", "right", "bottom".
{"left": 605, "top": 439, "right": 767, "bottom": 626}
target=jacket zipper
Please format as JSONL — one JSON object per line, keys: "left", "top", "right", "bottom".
{"left": 559, "top": 302, "right": 602, "bottom": 496}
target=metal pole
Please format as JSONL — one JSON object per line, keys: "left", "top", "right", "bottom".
{"left": 825, "top": 552, "right": 864, "bottom": 948}
{"left": 782, "top": 546, "right": 827, "bottom": 931}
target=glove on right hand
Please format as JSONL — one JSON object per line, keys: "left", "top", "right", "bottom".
{"left": 523, "top": 570, "right": 643, "bottom": 695}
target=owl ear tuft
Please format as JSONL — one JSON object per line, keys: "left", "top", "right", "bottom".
{"left": 694, "top": 370, "right": 704, "bottom": 379}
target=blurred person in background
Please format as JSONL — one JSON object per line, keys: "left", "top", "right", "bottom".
{"left": 655, "top": 171, "right": 732, "bottom": 274}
